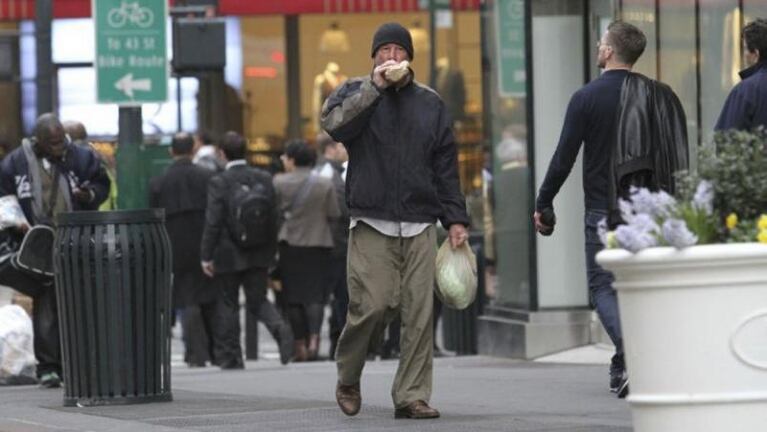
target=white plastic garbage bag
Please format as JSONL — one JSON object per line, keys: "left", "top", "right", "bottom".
{"left": 0, "top": 195, "right": 29, "bottom": 231}
{"left": 0, "top": 304, "right": 37, "bottom": 385}
{"left": 435, "top": 239, "right": 477, "bottom": 310}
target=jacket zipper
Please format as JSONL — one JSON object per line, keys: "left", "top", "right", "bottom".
{"left": 394, "top": 86, "right": 402, "bottom": 223}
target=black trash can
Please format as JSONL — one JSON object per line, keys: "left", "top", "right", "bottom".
{"left": 54, "top": 209, "right": 173, "bottom": 407}
{"left": 441, "top": 233, "right": 485, "bottom": 355}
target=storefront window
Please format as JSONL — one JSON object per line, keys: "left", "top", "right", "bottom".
{"left": 622, "top": 0, "right": 657, "bottom": 78}
{"left": 433, "top": 11, "right": 484, "bottom": 222}
{"left": 744, "top": 2, "right": 767, "bottom": 23}
{"left": 0, "top": 22, "right": 21, "bottom": 147}
{"left": 240, "top": 16, "right": 287, "bottom": 161}
{"left": 700, "top": 0, "right": 740, "bottom": 142}
{"left": 659, "top": 0, "right": 699, "bottom": 152}
{"left": 485, "top": 0, "right": 532, "bottom": 307}
{"left": 588, "top": 0, "right": 618, "bottom": 81}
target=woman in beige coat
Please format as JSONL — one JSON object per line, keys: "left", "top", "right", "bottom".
{"left": 274, "top": 139, "right": 341, "bottom": 361}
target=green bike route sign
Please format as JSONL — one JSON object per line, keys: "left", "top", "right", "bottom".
{"left": 94, "top": 0, "right": 168, "bottom": 104}
{"left": 496, "top": 0, "right": 526, "bottom": 97}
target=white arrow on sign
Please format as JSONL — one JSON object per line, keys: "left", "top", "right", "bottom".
{"left": 114, "top": 73, "right": 152, "bottom": 98}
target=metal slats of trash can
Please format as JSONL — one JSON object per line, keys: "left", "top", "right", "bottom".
{"left": 54, "top": 209, "right": 173, "bottom": 407}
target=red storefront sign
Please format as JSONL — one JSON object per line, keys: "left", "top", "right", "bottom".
{"left": 0, "top": 0, "right": 479, "bottom": 21}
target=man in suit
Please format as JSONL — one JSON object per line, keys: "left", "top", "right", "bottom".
{"left": 149, "top": 132, "right": 216, "bottom": 367}
{"left": 200, "top": 131, "right": 293, "bottom": 368}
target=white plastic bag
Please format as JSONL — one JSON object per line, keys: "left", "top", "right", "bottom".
{"left": 0, "top": 304, "right": 37, "bottom": 385}
{"left": 0, "top": 195, "right": 29, "bottom": 231}
{"left": 435, "top": 239, "right": 477, "bottom": 310}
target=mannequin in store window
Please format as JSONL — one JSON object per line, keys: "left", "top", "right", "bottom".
{"left": 434, "top": 56, "right": 466, "bottom": 123}
{"left": 313, "top": 62, "right": 347, "bottom": 133}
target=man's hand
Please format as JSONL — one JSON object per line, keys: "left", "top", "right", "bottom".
{"left": 201, "top": 260, "right": 215, "bottom": 278}
{"left": 448, "top": 224, "right": 469, "bottom": 249}
{"left": 533, "top": 209, "right": 556, "bottom": 236}
{"left": 72, "top": 187, "right": 93, "bottom": 204}
{"left": 372, "top": 60, "right": 397, "bottom": 89}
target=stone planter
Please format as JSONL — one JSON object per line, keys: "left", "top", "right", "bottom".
{"left": 597, "top": 243, "right": 767, "bottom": 432}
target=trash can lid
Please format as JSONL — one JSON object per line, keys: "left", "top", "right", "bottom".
{"left": 56, "top": 209, "right": 165, "bottom": 226}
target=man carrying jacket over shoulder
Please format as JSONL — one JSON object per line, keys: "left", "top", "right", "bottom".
{"left": 321, "top": 22, "right": 470, "bottom": 420}
{"left": 534, "top": 21, "right": 688, "bottom": 400}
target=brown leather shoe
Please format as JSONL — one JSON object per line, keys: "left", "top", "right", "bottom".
{"left": 335, "top": 382, "right": 361, "bottom": 416}
{"left": 394, "top": 400, "right": 441, "bottom": 419}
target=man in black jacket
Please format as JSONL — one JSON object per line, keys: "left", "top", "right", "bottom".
{"left": 535, "top": 21, "right": 654, "bottom": 399}
{"left": 716, "top": 18, "right": 767, "bottom": 131}
{"left": 200, "top": 131, "right": 293, "bottom": 368}
{"left": 0, "top": 113, "right": 110, "bottom": 388}
{"left": 322, "top": 22, "right": 469, "bottom": 419}
{"left": 149, "top": 132, "right": 216, "bottom": 367}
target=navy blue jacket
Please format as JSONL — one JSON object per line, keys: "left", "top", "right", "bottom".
{"left": 0, "top": 140, "right": 110, "bottom": 225}
{"left": 715, "top": 61, "right": 767, "bottom": 131}
{"left": 536, "top": 70, "right": 629, "bottom": 211}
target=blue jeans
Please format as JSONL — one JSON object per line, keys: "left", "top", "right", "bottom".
{"left": 584, "top": 209, "right": 624, "bottom": 373}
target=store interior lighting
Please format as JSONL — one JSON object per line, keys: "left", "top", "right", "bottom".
{"left": 409, "top": 20, "right": 430, "bottom": 53}
{"left": 319, "top": 22, "right": 351, "bottom": 53}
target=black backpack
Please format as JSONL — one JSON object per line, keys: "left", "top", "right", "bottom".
{"left": 226, "top": 174, "right": 277, "bottom": 249}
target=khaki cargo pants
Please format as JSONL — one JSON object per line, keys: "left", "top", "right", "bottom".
{"left": 335, "top": 222, "right": 436, "bottom": 409}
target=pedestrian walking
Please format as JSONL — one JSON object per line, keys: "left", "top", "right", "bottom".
{"left": 716, "top": 18, "right": 767, "bottom": 131}
{"left": 61, "top": 121, "right": 88, "bottom": 148}
{"left": 149, "top": 132, "right": 217, "bottom": 367}
{"left": 274, "top": 139, "right": 340, "bottom": 362}
{"left": 321, "top": 22, "right": 470, "bottom": 419}
{"left": 193, "top": 130, "right": 224, "bottom": 172}
{"left": 61, "top": 121, "right": 119, "bottom": 210}
{"left": 0, "top": 113, "right": 110, "bottom": 388}
{"left": 533, "top": 21, "right": 688, "bottom": 399}
{"left": 200, "top": 131, "right": 293, "bottom": 368}
{"left": 313, "top": 132, "right": 349, "bottom": 360}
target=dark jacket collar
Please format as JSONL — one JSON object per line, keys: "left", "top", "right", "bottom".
{"left": 739, "top": 61, "right": 767, "bottom": 80}
{"left": 171, "top": 157, "right": 193, "bottom": 166}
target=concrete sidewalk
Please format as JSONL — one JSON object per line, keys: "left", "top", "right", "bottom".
{"left": 0, "top": 354, "right": 632, "bottom": 432}
{"left": 0, "top": 295, "right": 630, "bottom": 431}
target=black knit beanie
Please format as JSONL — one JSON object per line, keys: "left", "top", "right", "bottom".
{"left": 370, "top": 22, "right": 414, "bottom": 60}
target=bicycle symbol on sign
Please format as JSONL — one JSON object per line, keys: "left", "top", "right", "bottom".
{"left": 107, "top": 1, "right": 154, "bottom": 29}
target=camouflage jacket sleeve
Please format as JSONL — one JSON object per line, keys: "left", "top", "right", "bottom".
{"left": 320, "top": 76, "right": 382, "bottom": 144}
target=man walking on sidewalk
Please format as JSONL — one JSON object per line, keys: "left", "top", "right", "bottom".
{"left": 200, "top": 131, "right": 293, "bottom": 368}
{"left": 534, "top": 21, "right": 688, "bottom": 399}
{"left": 321, "top": 22, "right": 470, "bottom": 419}
{"left": 149, "top": 132, "right": 217, "bottom": 367}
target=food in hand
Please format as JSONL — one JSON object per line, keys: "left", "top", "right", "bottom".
{"left": 384, "top": 61, "right": 410, "bottom": 82}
